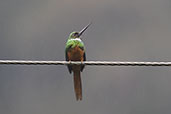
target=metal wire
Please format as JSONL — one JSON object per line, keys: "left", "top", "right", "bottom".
{"left": 0, "top": 60, "right": 171, "bottom": 66}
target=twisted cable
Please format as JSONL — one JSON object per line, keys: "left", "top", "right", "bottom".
{"left": 0, "top": 60, "right": 170, "bottom": 66}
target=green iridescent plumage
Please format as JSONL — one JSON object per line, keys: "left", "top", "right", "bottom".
{"left": 65, "top": 32, "right": 85, "bottom": 52}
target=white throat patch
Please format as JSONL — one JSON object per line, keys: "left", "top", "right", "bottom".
{"left": 70, "top": 38, "right": 82, "bottom": 42}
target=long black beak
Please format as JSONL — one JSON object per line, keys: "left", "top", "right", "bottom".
{"left": 78, "top": 22, "right": 92, "bottom": 37}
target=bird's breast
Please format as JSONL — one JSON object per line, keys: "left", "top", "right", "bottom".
{"left": 67, "top": 45, "right": 84, "bottom": 61}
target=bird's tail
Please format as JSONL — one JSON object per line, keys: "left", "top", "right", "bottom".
{"left": 73, "top": 70, "right": 82, "bottom": 100}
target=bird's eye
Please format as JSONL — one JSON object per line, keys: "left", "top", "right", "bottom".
{"left": 74, "top": 33, "right": 79, "bottom": 36}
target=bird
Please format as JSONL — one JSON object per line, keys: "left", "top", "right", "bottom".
{"left": 65, "top": 23, "right": 91, "bottom": 100}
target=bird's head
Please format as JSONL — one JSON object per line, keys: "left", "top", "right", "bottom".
{"left": 69, "top": 31, "right": 80, "bottom": 38}
{"left": 69, "top": 22, "right": 91, "bottom": 39}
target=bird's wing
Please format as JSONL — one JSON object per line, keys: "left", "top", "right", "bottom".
{"left": 81, "top": 51, "right": 86, "bottom": 72}
{"left": 65, "top": 48, "right": 72, "bottom": 73}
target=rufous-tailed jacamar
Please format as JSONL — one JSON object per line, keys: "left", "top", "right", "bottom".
{"left": 65, "top": 23, "right": 91, "bottom": 100}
